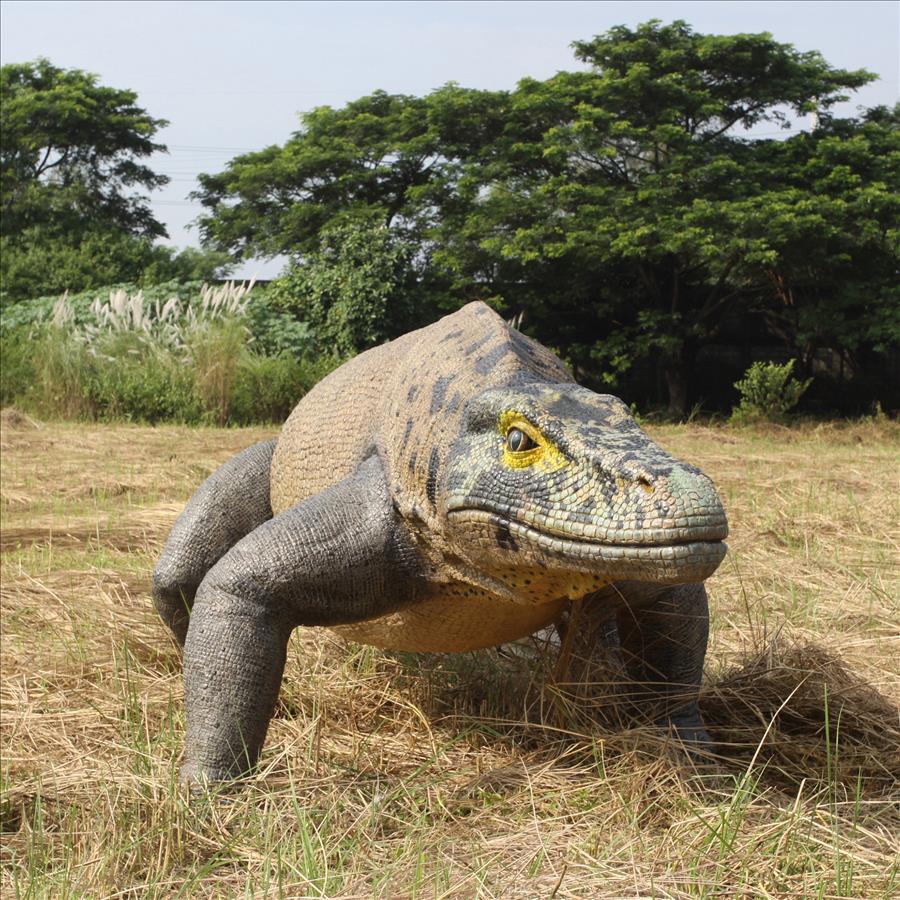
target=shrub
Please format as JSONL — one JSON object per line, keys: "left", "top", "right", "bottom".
{"left": 268, "top": 221, "right": 422, "bottom": 356}
{"left": 187, "top": 318, "right": 252, "bottom": 425}
{"left": 0, "top": 326, "right": 36, "bottom": 407}
{"left": 86, "top": 337, "right": 200, "bottom": 423}
{"left": 245, "top": 290, "right": 316, "bottom": 359}
{"left": 1, "top": 283, "right": 335, "bottom": 425}
{"left": 0, "top": 227, "right": 234, "bottom": 303}
{"left": 229, "top": 353, "right": 340, "bottom": 425}
{"left": 731, "top": 359, "right": 812, "bottom": 424}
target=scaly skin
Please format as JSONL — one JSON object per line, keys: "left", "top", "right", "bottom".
{"left": 153, "top": 302, "right": 728, "bottom": 784}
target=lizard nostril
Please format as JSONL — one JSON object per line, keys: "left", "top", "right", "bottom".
{"left": 637, "top": 476, "right": 654, "bottom": 494}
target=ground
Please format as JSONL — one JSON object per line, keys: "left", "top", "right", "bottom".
{"left": 1, "top": 411, "right": 897, "bottom": 899}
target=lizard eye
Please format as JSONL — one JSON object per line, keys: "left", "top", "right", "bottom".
{"left": 506, "top": 427, "right": 537, "bottom": 453}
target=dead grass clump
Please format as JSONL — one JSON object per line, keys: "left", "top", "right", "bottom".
{"left": 702, "top": 640, "right": 900, "bottom": 797}
{"left": 0, "top": 407, "right": 40, "bottom": 431}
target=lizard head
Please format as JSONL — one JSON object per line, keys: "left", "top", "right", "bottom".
{"left": 442, "top": 383, "right": 728, "bottom": 588}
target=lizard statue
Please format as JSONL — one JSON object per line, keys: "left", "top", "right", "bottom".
{"left": 152, "top": 301, "right": 728, "bottom": 784}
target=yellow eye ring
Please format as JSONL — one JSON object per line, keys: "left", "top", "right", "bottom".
{"left": 498, "top": 412, "right": 547, "bottom": 468}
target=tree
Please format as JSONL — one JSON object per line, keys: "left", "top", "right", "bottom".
{"left": 1, "top": 58, "right": 169, "bottom": 237}
{"left": 0, "top": 230, "right": 235, "bottom": 302}
{"left": 455, "top": 20, "right": 876, "bottom": 413}
{"left": 192, "top": 86, "right": 509, "bottom": 264}
{"left": 195, "top": 91, "right": 432, "bottom": 259}
{"left": 193, "top": 21, "right": 892, "bottom": 414}
{"left": 724, "top": 106, "right": 900, "bottom": 372}
{"left": 1, "top": 59, "right": 173, "bottom": 299}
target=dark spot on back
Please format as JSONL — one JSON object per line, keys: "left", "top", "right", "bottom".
{"left": 425, "top": 448, "right": 440, "bottom": 509}
{"left": 407, "top": 384, "right": 418, "bottom": 403}
{"left": 430, "top": 375, "right": 455, "bottom": 415}
{"left": 464, "top": 333, "right": 492, "bottom": 356}
{"left": 400, "top": 419, "right": 414, "bottom": 452}
{"left": 440, "top": 328, "right": 464, "bottom": 343}
{"left": 509, "top": 328, "right": 539, "bottom": 359}
{"left": 475, "top": 342, "right": 512, "bottom": 375}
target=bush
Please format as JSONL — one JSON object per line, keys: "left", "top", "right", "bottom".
{"left": 245, "top": 290, "right": 316, "bottom": 358}
{"left": 187, "top": 318, "right": 251, "bottom": 425}
{"left": 0, "top": 222, "right": 236, "bottom": 303}
{"left": 86, "top": 337, "right": 200, "bottom": 423}
{"left": 229, "top": 353, "right": 340, "bottom": 425}
{"left": 0, "top": 282, "right": 338, "bottom": 425}
{"left": 0, "top": 280, "right": 207, "bottom": 334}
{"left": 0, "top": 326, "right": 36, "bottom": 408}
{"left": 731, "top": 359, "right": 812, "bottom": 424}
{"left": 268, "top": 221, "right": 423, "bottom": 356}
{"left": 0, "top": 279, "right": 314, "bottom": 363}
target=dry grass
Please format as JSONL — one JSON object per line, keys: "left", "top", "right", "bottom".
{"left": 1, "top": 412, "right": 898, "bottom": 898}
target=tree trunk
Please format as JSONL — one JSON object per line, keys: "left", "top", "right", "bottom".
{"left": 664, "top": 363, "right": 690, "bottom": 419}
{"left": 662, "top": 343, "right": 695, "bottom": 419}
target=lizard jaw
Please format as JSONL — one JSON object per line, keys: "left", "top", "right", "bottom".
{"left": 446, "top": 508, "right": 728, "bottom": 584}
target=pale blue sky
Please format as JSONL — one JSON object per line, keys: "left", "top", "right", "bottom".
{"left": 2, "top": 0, "right": 898, "bottom": 278}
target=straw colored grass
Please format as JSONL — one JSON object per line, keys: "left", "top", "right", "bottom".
{"left": 1, "top": 412, "right": 898, "bottom": 898}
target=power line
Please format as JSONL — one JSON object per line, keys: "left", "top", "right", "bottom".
{"left": 166, "top": 144, "right": 262, "bottom": 152}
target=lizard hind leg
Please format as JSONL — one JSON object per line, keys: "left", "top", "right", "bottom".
{"left": 152, "top": 440, "right": 276, "bottom": 646}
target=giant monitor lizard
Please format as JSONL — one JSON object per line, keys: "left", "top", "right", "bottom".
{"left": 153, "top": 301, "right": 728, "bottom": 784}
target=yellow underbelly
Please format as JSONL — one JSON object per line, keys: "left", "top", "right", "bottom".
{"left": 328, "top": 593, "right": 569, "bottom": 653}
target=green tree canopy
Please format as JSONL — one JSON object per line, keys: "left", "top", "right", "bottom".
{"left": 456, "top": 20, "right": 878, "bottom": 412}
{"left": 0, "top": 59, "right": 196, "bottom": 300}
{"left": 1, "top": 58, "right": 170, "bottom": 238}
{"left": 193, "top": 20, "right": 894, "bottom": 414}
{"left": 192, "top": 86, "right": 508, "bottom": 261}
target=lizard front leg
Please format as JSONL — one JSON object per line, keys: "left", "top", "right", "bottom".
{"left": 179, "top": 455, "right": 425, "bottom": 785}
{"left": 153, "top": 440, "right": 276, "bottom": 646}
{"left": 616, "top": 582, "right": 712, "bottom": 747}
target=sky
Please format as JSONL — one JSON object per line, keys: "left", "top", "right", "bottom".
{"left": 2, "top": 0, "right": 898, "bottom": 278}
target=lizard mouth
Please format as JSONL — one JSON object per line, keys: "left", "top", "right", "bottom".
{"left": 447, "top": 508, "right": 728, "bottom": 582}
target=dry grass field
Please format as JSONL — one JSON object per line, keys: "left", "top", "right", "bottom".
{"left": 1, "top": 410, "right": 898, "bottom": 898}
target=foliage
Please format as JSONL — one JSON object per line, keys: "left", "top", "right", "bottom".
{"left": 1, "top": 322, "right": 332, "bottom": 426}
{"left": 731, "top": 359, "right": 812, "bottom": 423}
{"left": 1, "top": 58, "right": 168, "bottom": 239}
{"left": 0, "top": 229, "right": 234, "bottom": 302}
{"left": 244, "top": 291, "right": 316, "bottom": 359}
{"left": 192, "top": 87, "right": 502, "bottom": 259}
{"left": 145, "top": 246, "right": 235, "bottom": 285}
{"left": 1, "top": 280, "right": 200, "bottom": 332}
{"left": 192, "top": 20, "right": 895, "bottom": 416}
{"left": 726, "top": 105, "right": 900, "bottom": 369}
{"left": 267, "top": 220, "right": 424, "bottom": 355}
{"left": 1, "top": 281, "right": 338, "bottom": 424}
{"left": 77, "top": 280, "right": 254, "bottom": 349}
{"left": 454, "top": 20, "right": 877, "bottom": 414}
{"left": 0, "top": 278, "right": 325, "bottom": 393}
{"left": 228, "top": 351, "right": 338, "bottom": 425}
{"left": 0, "top": 59, "right": 202, "bottom": 300}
